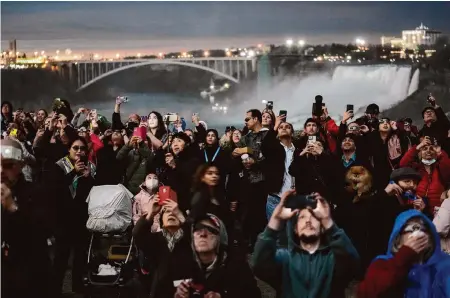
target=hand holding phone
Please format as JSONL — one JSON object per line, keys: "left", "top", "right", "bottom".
{"left": 427, "top": 94, "right": 436, "bottom": 107}
{"left": 158, "top": 186, "right": 172, "bottom": 206}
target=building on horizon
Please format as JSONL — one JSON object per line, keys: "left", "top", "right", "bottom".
{"left": 381, "top": 36, "right": 403, "bottom": 48}
{"left": 402, "top": 23, "right": 441, "bottom": 49}
{"left": 381, "top": 23, "right": 442, "bottom": 50}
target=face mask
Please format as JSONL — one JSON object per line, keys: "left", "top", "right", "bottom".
{"left": 422, "top": 159, "right": 436, "bottom": 166}
{"left": 145, "top": 178, "right": 159, "bottom": 191}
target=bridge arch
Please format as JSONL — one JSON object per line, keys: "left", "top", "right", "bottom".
{"left": 77, "top": 60, "right": 240, "bottom": 91}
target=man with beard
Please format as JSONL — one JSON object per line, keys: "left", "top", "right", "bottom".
{"left": 1, "top": 139, "right": 52, "bottom": 298}
{"left": 400, "top": 136, "right": 450, "bottom": 214}
{"left": 253, "top": 190, "right": 359, "bottom": 298}
{"left": 358, "top": 210, "right": 450, "bottom": 298}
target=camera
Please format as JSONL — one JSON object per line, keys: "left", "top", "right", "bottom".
{"left": 163, "top": 113, "right": 179, "bottom": 123}
{"left": 116, "top": 96, "right": 129, "bottom": 105}
{"left": 284, "top": 194, "right": 317, "bottom": 210}
{"left": 266, "top": 101, "right": 274, "bottom": 110}
{"left": 312, "top": 95, "right": 325, "bottom": 117}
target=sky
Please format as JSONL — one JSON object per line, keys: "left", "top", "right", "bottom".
{"left": 1, "top": 1, "right": 450, "bottom": 58}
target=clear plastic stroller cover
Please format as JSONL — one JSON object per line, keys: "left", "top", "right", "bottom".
{"left": 86, "top": 184, "right": 134, "bottom": 233}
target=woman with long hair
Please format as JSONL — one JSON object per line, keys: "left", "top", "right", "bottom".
{"left": 44, "top": 137, "right": 95, "bottom": 296}
{"left": 35, "top": 109, "right": 48, "bottom": 129}
{"left": 190, "top": 163, "right": 229, "bottom": 226}
{"left": 146, "top": 111, "right": 168, "bottom": 151}
{"left": 262, "top": 109, "right": 276, "bottom": 130}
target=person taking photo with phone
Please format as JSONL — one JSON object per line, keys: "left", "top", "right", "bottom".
{"left": 420, "top": 94, "right": 450, "bottom": 154}
{"left": 399, "top": 135, "right": 450, "bottom": 214}
{"left": 42, "top": 137, "right": 95, "bottom": 296}
{"left": 252, "top": 190, "right": 359, "bottom": 298}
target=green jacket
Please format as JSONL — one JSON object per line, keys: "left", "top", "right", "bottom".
{"left": 252, "top": 222, "right": 359, "bottom": 298}
{"left": 116, "top": 143, "right": 153, "bottom": 195}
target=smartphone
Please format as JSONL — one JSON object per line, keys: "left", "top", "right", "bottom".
{"left": 284, "top": 194, "right": 317, "bottom": 210}
{"left": 80, "top": 155, "right": 88, "bottom": 165}
{"left": 158, "top": 186, "right": 172, "bottom": 205}
{"left": 346, "top": 104, "right": 354, "bottom": 112}
{"left": 141, "top": 115, "right": 148, "bottom": 122}
{"left": 308, "top": 136, "right": 317, "bottom": 144}
{"left": 266, "top": 101, "right": 274, "bottom": 110}
{"left": 279, "top": 110, "right": 287, "bottom": 121}
{"left": 132, "top": 126, "right": 147, "bottom": 140}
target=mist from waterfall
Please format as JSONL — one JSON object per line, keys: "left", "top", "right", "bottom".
{"left": 218, "top": 64, "right": 420, "bottom": 129}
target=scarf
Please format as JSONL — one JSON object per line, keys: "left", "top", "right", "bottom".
{"left": 162, "top": 228, "right": 184, "bottom": 252}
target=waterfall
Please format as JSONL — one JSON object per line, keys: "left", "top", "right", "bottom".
{"left": 407, "top": 69, "right": 420, "bottom": 96}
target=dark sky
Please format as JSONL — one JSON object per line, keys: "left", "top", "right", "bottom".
{"left": 1, "top": 1, "right": 449, "bottom": 57}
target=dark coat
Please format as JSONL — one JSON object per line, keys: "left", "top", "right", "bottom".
{"left": 133, "top": 216, "right": 261, "bottom": 298}
{"left": 43, "top": 160, "right": 94, "bottom": 237}
{"left": 1, "top": 176, "right": 53, "bottom": 298}
{"left": 419, "top": 106, "right": 450, "bottom": 151}
{"left": 289, "top": 151, "right": 345, "bottom": 204}
{"left": 95, "top": 144, "right": 126, "bottom": 186}
{"left": 133, "top": 218, "right": 195, "bottom": 298}
{"left": 260, "top": 129, "right": 286, "bottom": 194}
{"left": 32, "top": 126, "right": 78, "bottom": 182}
{"left": 190, "top": 186, "right": 230, "bottom": 227}
{"left": 334, "top": 190, "right": 399, "bottom": 279}
{"left": 156, "top": 146, "right": 201, "bottom": 211}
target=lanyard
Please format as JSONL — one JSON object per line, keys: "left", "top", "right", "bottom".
{"left": 204, "top": 147, "right": 220, "bottom": 163}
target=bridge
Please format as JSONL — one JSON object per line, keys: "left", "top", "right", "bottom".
{"left": 55, "top": 57, "right": 257, "bottom": 91}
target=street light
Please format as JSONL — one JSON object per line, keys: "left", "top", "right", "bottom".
{"left": 298, "top": 40, "right": 305, "bottom": 47}
{"left": 56, "top": 50, "right": 60, "bottom": 55}
{"left": 34, "top": 51, "right": 38, "bottom": 57}
{"left": 41, "top": 51, "right": 45, "bottom": 55}
{"left": 286, "top": 39, "right": 294, "bottom": 47}
{"left": 158, "top": 52, "right": 164, "bottom": 58}
{"left": 116, "top": 53, "right": 120, "bottom": 59}
{"left": 204, "top": 51, "right": 210, "bottom": 57}
{"left": 137, "top": 53, "right": 141, "bottom": 58}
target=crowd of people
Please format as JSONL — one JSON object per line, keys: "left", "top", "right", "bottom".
{"left": 1, "top": 94, "right": 450, "bottom": 298}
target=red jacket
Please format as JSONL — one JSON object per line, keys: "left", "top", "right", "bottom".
{"left": 357, "top": 246, "right": 418, "bottom": 298}
{"left": 88, "top": 133, "right": 104, "bottom": 165}
{"left": 320, "top": 117, "right": 339, "bottom": 153}
{"left": 399, "top": 146, "right": 450, "bottom": 212}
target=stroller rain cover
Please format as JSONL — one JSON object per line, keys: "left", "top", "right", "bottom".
{"left": 86, "top": 184, "right": 134, "bottom": 233}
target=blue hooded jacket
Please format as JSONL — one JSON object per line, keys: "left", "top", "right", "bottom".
{"left": 376, "top": 210, "right": 450, "bottom": 298}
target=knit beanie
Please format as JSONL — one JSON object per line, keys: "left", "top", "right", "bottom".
{"left": 304, "top": 118, "right": 318, "bottom": 128}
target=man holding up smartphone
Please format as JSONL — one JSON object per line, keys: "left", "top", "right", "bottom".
{"left": 420, "top": 94, "right": 450, "bottom": 155}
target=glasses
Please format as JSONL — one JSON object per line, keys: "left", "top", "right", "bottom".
{"left": 380, "top": 119, "right": 389, "bottom": 124}
{"left": 71, "top": 145, "right": 87, "bottom": 151}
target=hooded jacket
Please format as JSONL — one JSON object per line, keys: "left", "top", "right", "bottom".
{"left": 252, "top": 217, "right": 359, "bottom": 298}
{"left": 133, "top": 213, "right": 260, "bottom": 298}
{"left": 357, "top": 210, "right": 450, "bottom": 298}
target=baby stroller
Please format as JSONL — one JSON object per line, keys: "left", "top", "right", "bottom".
{"left": 83, "top": 184, "right": 136, "bottom": 298}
